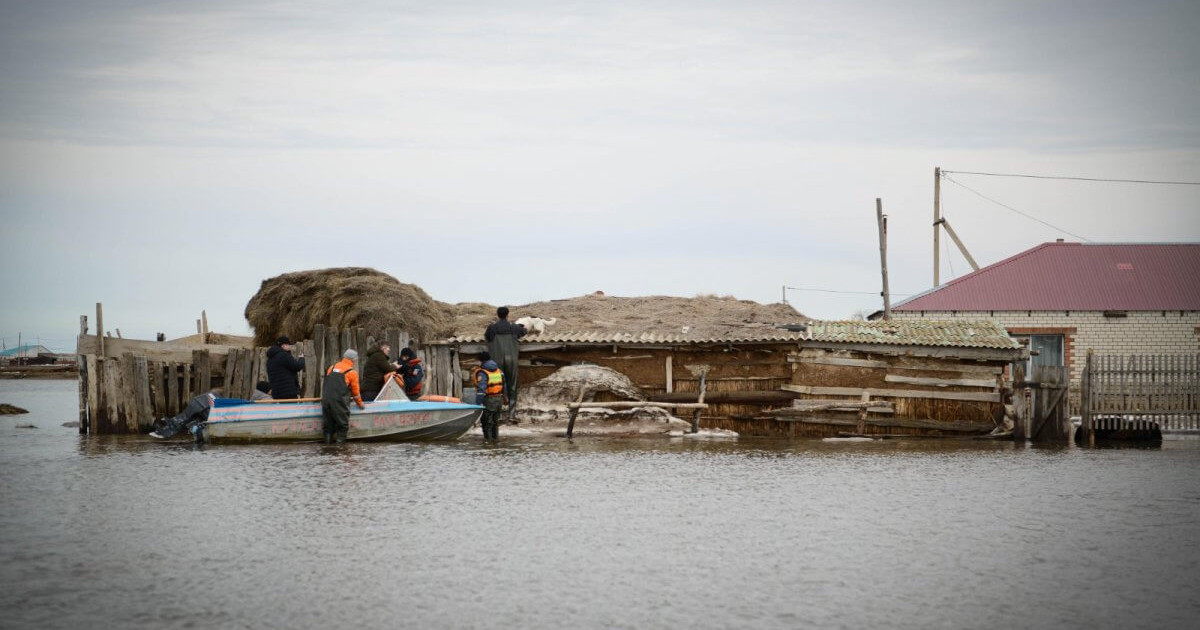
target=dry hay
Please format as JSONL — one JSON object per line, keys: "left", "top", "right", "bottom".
{"left": 451, "top": 293, "right": 806, "bottom": 339}
{"left": 244, "top": 267, "right": 454, "bottom": 347}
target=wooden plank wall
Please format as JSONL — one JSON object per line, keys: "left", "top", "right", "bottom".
{"left": 439, "top": 342, "right": 1010, "bottom": 435}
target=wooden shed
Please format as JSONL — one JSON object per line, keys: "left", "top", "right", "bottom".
{"left": 432, "top": 319, "right": 1025, "bottom": 437}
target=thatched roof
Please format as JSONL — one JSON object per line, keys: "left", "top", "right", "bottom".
{"left": 449, "top": 293, "right": 806, "bottom": 340}
{"left": 244, "top": 268, "right": 453, "bottom": 347}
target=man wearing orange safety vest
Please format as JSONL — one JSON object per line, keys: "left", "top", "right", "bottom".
{"left": 322, "top": 349, "right": 364, "bottom": 444}
{"left": 473, "top": 352, "right": 505, "bottom": 440}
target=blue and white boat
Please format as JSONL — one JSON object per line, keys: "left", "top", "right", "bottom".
{"left": 202, "top": 379, "right": 481, "bottom": 442}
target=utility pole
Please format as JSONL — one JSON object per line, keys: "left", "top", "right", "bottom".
{"left": 933, "top": 166, "right": 941, "bottom": 287}
{"left": 876, "top": 198, "right": 891, "bottom": 320}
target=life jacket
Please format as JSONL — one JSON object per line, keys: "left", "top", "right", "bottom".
{"left": 475, "top": 367, "right": 504, "bottom": 396}
{"left": 402, "top": 358, "right": 424, "bottom": 396}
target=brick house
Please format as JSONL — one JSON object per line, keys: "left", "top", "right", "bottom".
{"left": 876, "top": 241, "right": 1200, "bottom": 411}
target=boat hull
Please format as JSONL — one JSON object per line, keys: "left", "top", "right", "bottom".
{"left": 203, "top": 400, "right": 482, "bottom": 442}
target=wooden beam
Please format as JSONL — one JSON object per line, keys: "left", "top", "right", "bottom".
{"left": 782, "top": 383, "right": 1000, "bottom": 403}
{"left": 884, "top": 374, "right": 997, "bottom": 388}
{"left": 649, "top": 390, "right": 799, "bottom": 404}
{"left": 767, "top": 410, "right": 994, "bottom": 433}
{"left": 789, "top": 353, "right": 1003, "bottom": 375}
{"left": 568, "top": 401, "right": 709, "bottom": 410}
{"left": 96, "top": 303, "right": 104, "bottom": 359}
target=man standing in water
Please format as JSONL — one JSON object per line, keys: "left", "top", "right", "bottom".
{"left": 484, "top": 306, "right": 525, "bottom": 419}
{"left": 473, "top": 352, "right": 505, "bottom": 441}
{"left": 321, "top": 349, "right": 364, "bottom": 444}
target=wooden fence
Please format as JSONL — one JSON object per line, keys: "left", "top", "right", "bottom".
{"left": 1080, "top": 351, "right": 1200, "bottom": 435}
{"left": 75, "top": 323, "right": 466, "bottom": 435}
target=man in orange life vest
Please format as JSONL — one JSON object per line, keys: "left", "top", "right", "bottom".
{"left": 473, "top": 352, "right": 505, "bottom": 440}
{"left": 322, "top": 349, "right": 364, "bottom": 444}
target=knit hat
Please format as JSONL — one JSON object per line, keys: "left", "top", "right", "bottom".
{"left": 343, "top": 349, "right": 358, "bottom": 360}
{"left": 277, "top": 336, "right": 291, "bottom": 345}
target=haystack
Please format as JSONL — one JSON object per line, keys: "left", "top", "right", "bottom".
{"left": 244, "top": 268, "right": 453, "bottom": 347}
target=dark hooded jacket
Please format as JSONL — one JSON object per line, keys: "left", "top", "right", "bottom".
{"left": 360, "top": 345, "right": 395, "bottom": 398}
{"left": 266, "top": 344, "right": 305, "bottom": 399}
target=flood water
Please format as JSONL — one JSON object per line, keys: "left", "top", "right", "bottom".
{"left": 1, "top": 379, "right": 1198, "bottom": 630}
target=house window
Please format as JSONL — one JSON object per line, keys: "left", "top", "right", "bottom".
{"left": 1011, "top": 334, "right": 1064, "bottom": 378}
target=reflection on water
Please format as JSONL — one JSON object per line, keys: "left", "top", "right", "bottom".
{"left": 2, "top": 379, "right": 1199, "bottom": 630}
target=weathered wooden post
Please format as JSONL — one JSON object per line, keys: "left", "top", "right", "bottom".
{"left": 95, "top": 303, "right": 105, "bottom": 359}
{"left": 86, "top": 354, "right": 100, "bottom": 434}
{"left": 566, "top": 387, "right": 586, "bottom": 438}
{"left": 121, "top": 352, "right": 139, "bottom": 433}
{"left": 193, "top": 349, "right": 211, "bottom": 396}
{"left": 691, "top": 369, "right": 708, "bottom": 433}
{"left": 325, "top": 327, "right": 339, "bottom": 374}
{"left": 78, "top": 315, "right": 88, "bottom": 434}
{"left": 133, "top": 355, "right": 153, "bottom": 432}
{"left": 1012, "top": 365, "right": 1027, "bottom": 442}
{"left": 1081, "top": 349, "right": 1094, "bottom": 446}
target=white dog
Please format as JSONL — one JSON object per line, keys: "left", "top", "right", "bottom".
{"left": 514, "top": 316, "right": 557, "bottom": 335}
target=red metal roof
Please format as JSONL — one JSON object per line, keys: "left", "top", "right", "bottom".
{"left": 895, "top": 242, "right": 1200, "bottom": 311}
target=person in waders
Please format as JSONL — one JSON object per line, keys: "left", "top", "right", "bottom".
{"left": 322, "top": 349, "right": 364, "bottom": 444}
{"left": 484, "top": 306, "right": 525, "bottom": 420}
{"left": 473, "top": 352, "right": 505, "bottom": 441}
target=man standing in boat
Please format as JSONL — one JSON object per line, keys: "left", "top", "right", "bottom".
{"left": 322, "top": 349, "right": 364, "bottom": 444}
{"left": 484, "top": 306, "right": 525, "bottom": 420}
{"left": 360, "top": 342, "right": 398, "bottom": 402}
{"left": 266, "top": 336, "right": 305, "bottom": 399}
{"left": 473, "top": 352, "right": 505, "bottom": 441}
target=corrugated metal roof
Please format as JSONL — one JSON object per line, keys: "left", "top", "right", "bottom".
{"left": 895, "top": 242, "right": 1200, "bottom": 311}
{"left": 446, "top": 330, "right": 810, "bottom": 345}
{"left": 806, "top": 320, "right": 1019, "bottom": 349}
{"left": 445, "top": 319, "right": 1019, "bottom": 350}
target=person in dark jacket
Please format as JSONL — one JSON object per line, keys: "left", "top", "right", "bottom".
{"left": 266, "top": 336, "right": 305, "bottom": 399}
{"left": 398, "top": 347, "right": 425, "bottom": 399}
{"left": 484, "top": 306, "right": 525, "bottom": 418}
{"left": 473, "top": 352, "right": 505, "bottom": 440}
{"left": 360, "top": 342, "right": 397, "bottom": 402}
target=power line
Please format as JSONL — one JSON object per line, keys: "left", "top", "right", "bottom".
{"left": 941, "top": 174, "right": 1093, "bottom": 243}
{"left": 942, "top": 170, "right": 1200, "bottom": 186}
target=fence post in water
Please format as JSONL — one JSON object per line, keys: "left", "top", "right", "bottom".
{"left": 86, "top": 354, "right": 100, "bottom": 434}
{"left": 1012, "top": 365, "right": 1027, "bottom": 441}
{"left": 121, "top": 352, "right": 138, "bottom": 433}
{"left": 1081, "top": 350, "right": 1093, "bottom": 446}
{"left": 566, "top": 387, "right": 585, "bottom": 438}
{"left": 193, "top": 350, "right": 211, "bottom": 396}
{"left": 133, "top": 355, "right": 152, "bottom": 432}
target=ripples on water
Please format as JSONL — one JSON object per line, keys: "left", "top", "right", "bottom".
{"left": 2, "top": 379, "right": 1198, "bottom": 629}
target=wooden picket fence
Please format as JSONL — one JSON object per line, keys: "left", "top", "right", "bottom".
{"left": 1080, "top": 351, "right": 1200, "bottom": 434}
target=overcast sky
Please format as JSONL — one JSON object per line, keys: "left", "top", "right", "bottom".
{"left": 2, "top": 0, "right": 1198, "bottom": 350}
